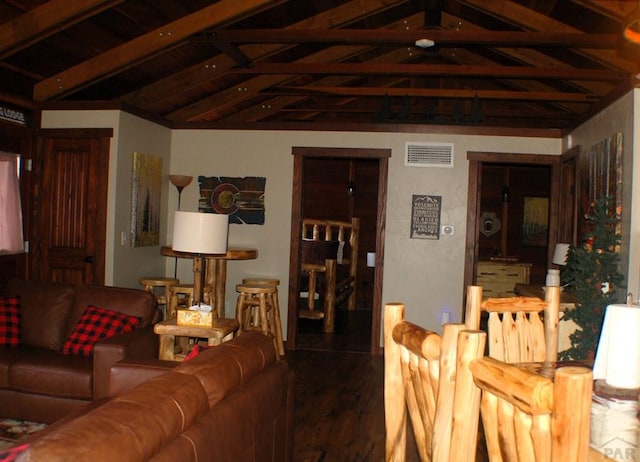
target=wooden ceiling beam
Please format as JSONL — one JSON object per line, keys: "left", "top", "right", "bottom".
{"left": 439, "top": 13, "right": 615, "bottom": 98}
{"left": 167, "top": 10, "right": 426, "bottom": 121}
{"left": 278, "top": 104, "right": 578, "bottom": 119}
{"left": 0, "top": 0, "right": 124, "bottom": 59}
{"left": 216, "top": 10, "right": 610, "bottom": 126}
{"left": 268, "top": 86, "right": 596, "bottom": 102}
{"left": 124, "top": 0, "right": 410, "bottom": 108}
{"left": 571, "top": 0, "right": 636, "bottom": 21}
{"left": 231, "top": 62, "right": 620, "bottom": 80}
{"left": 33, "top": 0, "right": 283, "bottom": 101}
{"left": 457, "top": 0, "right": 638, "bottom": 74}
{"left": 212, "top": 29, "right": 619, "bottom": 48}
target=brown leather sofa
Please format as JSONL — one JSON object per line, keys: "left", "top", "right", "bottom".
{"left": 0, "top": 279, "right": 160, "bottom": 423}
{"left": 18, "top": 331, "right": 294, "bottom": 462}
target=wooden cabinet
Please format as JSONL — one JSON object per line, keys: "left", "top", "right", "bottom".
{"left": 476, "top": 261, "right": 531, "bottom": 299}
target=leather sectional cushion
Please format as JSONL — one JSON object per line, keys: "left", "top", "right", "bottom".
{"left": 176, "top": 331, "right": 277, "bottom": 408}
{"left": 4, "top": 280, "right": 75, "bottom": 351}
{"left": 108, "top": 358, "right": 175, "bottom": 397}
{"left": 24, "top": 372, "right": 208, "bottom": 462}
{"left": 0, "top": 350, "right": 11, "bottom": 389}
{"left": 8, "top": 347, "right": 92, "bottom": 399}
{"left": 152, "top": 360, "right": 291, "bottom": 462}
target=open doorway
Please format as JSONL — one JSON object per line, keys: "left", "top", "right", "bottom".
{"left": 286, "top": 147, "right": 390, "bottom": 355}
{"left": 463, "top": 152, "right": 560, "bottom": 299}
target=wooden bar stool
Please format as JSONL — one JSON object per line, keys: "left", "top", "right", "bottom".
{"left": 235, "top": 283, "right": 284, "bottom": 356}
{"left": 139, "top": 277, "right": 179, "bottom": 319}
{"left": 241, "top": 278, "right": 283, "bottom": 354}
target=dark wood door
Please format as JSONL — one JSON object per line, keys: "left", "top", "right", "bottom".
{"left": 29, "top": 131, "right": 111, "bottom": 285}
{"left": 558, "top": 146, "right": 579, "bottom": 245}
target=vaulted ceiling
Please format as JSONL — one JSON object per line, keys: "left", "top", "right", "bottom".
{"left": 1, "top": 0, "right": 640, "bottom": 134}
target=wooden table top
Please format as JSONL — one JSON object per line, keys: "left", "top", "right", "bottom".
{"left": 154, "top": 317, "right": 239, "bottom": 338}
{"left": 161, "top": 246, "right": 257, "bottom": 260}
{"left": 514, "top": 283, "right": 577, "bottom": 311}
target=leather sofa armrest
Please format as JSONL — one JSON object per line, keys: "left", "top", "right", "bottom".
{"left": 108, "top": 358, "right": 177, "bottom": 397}
{"left": 92, "top": 325, "right": 159, "bottom": 399}
{"left": 285, "top": 370, "right": 296, "bottom": 462}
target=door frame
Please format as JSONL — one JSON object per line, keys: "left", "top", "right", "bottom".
{"left": 287, "top": 146, "right": 390, "bottom": 355}
{"left": 31, "top": 128, "right": 112, "bottom": 285}
{"left": 463, "top": 152, "right": 561, "bottom": 297}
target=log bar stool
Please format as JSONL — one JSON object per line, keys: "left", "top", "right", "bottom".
{"left": 241, "top": 278, "right": 283, "bottom": 348}
{"left": 139, "top": 277, "right": 179, "bottom": 319}
{"left": 235, "top": 282, "right": 285, "bottom": 356}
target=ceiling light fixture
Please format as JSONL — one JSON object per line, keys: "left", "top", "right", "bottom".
{"left": 415, "top": 38, "right": 435, "bottom": 48}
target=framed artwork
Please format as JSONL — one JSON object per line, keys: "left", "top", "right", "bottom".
{"left": 578, "top": 132, "right": 623, "bottom": 240}
{"left": 410, "top": 194, "right": 441, "bottom": 240}
{"left": 130, "top": 152, "right": 162, "bottom": 247}
{"left": 522, "top": 196, "right": 549, "bottom": 246}
{"left": 198, "top": 176, "right": 266, "bottom": 225}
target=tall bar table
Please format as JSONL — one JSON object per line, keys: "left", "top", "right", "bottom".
{"left": 161, "top": 246, "right": 258, "bottom": 317}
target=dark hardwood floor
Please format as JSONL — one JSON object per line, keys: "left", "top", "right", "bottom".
{"left": 296, "top": 307, "right": 372, "bottom": 353}
{"left": 288, "top": 307, "right": 420, "bottom": 461}
{"left": 287, "top": 308, "right": 487, "bottom": 462}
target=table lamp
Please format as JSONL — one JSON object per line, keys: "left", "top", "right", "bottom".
{"left": 550, "top": 242, "right": 570, "bottom": 288}
{"left": 552, "top": 243, "right": 570, "bottom": 266}
{"left": 172, "top": 211, "right": 228, "bottom": 305}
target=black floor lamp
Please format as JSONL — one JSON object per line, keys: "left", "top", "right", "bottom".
{"left": 169, "top": 175, "right": 193, "bottom": 278}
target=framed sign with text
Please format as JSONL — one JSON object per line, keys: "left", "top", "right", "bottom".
{"left": 410, "top": 195, "right": 441, "bottom": 240}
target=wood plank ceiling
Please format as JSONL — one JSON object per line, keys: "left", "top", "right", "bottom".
{"left": 1, "top": 0, "right": 639, "bottom": 133}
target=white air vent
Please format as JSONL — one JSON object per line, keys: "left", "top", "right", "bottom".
{"left": 405, "top": 142, "right": 454, "bottom": 168}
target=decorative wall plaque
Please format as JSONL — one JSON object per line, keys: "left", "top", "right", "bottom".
{"left": 410, "top": 195, "right": 441, "bottom": 240}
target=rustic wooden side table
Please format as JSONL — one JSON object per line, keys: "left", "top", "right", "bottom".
{"left": 153, "top": 318, "right": 240, "bottom": 361}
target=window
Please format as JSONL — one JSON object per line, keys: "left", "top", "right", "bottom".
{"left": 0, "top": 152, "right": 23, "bottom": 254}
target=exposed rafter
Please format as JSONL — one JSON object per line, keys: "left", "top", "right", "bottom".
{"left": 0, "top": 0, "right": 123, "bottom": 59}
{"left": 0, "top": 0, "right": 636, "bottom": 132}
{"left": 211, "top": 29, "right": 620, "bottom": 48}
{"left": 33, "top": 0, "right": 283, "bottom": 100}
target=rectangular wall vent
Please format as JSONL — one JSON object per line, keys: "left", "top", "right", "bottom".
{"left": 405, "top": 142, "right": 454, "bottom": 168}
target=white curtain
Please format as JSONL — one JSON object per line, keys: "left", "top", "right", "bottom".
{"left": 0, "top": 152, "right": 24, "bottom": 254}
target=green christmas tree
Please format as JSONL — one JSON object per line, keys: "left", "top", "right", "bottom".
{"left": 559, "top": 196, "right": 624, "bottom": 360}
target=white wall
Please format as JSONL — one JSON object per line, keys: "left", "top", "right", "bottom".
{"left": 112, "top": 113, "right": 172, "bottom": 287}
{"left": 565, "top": 90, "right": 637, "bottom": 299}
{"left": 46, "top": 103, "right": 640, "bottom": 340}
{"left": 170, "top": 130, "right": 560, "bottom": 334}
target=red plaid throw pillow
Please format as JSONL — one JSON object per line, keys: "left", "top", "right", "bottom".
{"left": 0, "top": 443, "right": 28, "bottom": 462}
{"left": 61, "top": 305, "right": 141, "bottom": 357}
{"left": 183, "top": 344, "right": 212, "bottom": 361}
{"left": 0, "top": 296, "right": 21, "bottom": 347}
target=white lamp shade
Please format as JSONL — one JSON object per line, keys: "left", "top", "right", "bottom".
{"left": 552, "top": 243, "right": 570, "bottom": 266}
{"left": 172, "top": 211, "right": 228, "bottom": 254}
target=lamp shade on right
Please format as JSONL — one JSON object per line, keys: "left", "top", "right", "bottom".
{"left": 552, "top": 243, "right": 570, "bottom": 266}
{"left": 172, "top": 211, "right": 228, "bottom": 254}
